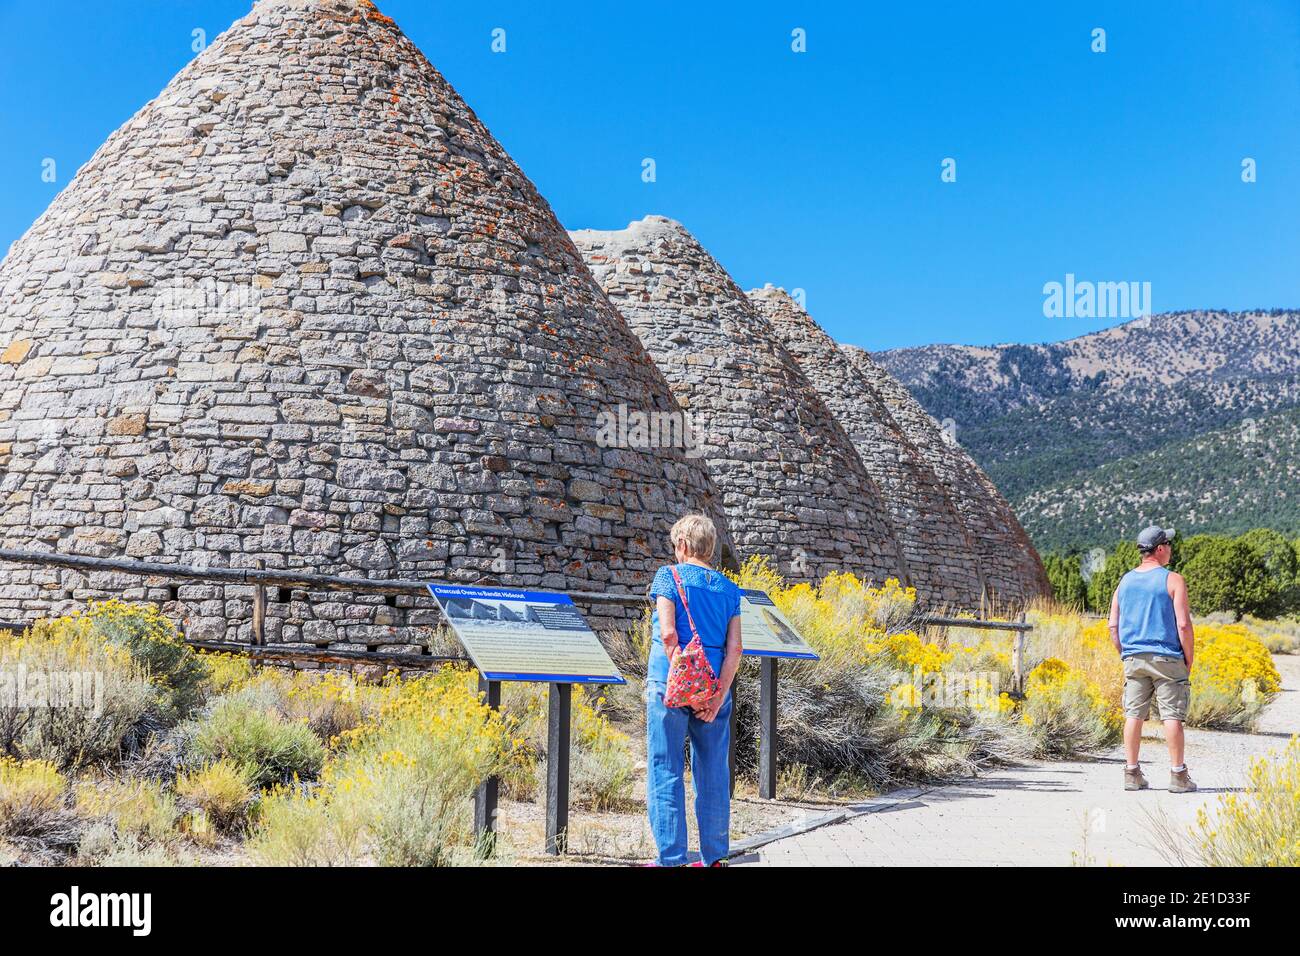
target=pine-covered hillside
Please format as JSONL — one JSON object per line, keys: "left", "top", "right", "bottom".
{"left": 875, "top": 310, "right": 1300, "bottom": 552}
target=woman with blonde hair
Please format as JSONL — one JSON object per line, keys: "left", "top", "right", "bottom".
{"left": 644, "top": 513, "right": 743, "bottom": 866}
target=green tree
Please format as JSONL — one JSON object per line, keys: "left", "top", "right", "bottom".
{"left": 1043, "top": 553, "right": 1087, "bottom": 610}
{"left": 1239, "top": 527, "right": 1299, "bottom": 616}
{"left": 1180, "top": 537, "right": 1270, "bottom": 619}
{"left": 1085, "top": 541, "right": 1140, "bottom": 614}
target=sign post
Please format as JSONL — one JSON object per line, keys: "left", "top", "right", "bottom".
{"left": 758, "top": 657, "right": 779, "bottom": 799}
{"left": 426, "top": 584, "right": 624, "bottom": 855}
{"left": 546, "top": 682, "right": 572, "bottom": 855}
{"left": 737, "top": 588, "right": 818, "bottom": 801}
{"left": 473, "top": 675, "right": 501, "bottom": 857}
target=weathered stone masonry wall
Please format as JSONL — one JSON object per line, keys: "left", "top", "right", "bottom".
{"left": 840, "top": 345, "right": 1049, "bottom": 605}
{"left": 748, "top": 286, "right": 987, "bottom": 608}
{"left": 572, "top": 217, "right": 909, "bottom": 586}
{"left": 0, "top": 0, "right": 732, "bottom": 646}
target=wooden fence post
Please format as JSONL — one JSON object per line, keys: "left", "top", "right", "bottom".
{"left": 1012, "top": 612, "right": 1027, "bottom": 696}
{"left": 251, "top": 559, "right": 266, "bottom": 647}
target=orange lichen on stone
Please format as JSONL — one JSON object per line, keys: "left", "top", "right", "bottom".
{"left": 1, "top": 340, "right": 33, "bottom": 364}
{"left": 105, "top": 413, "right": 147, "bottom": 436}
{"left": 222, "top": 480, "right": 273, "bottom": 497}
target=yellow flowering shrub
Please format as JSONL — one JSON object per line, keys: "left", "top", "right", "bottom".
{"left": 248, "top": 785, "right": 369, "bottom": 867}
{"left": 725, "top": 557, "right": 1040, "bottom": 784}
{"left": 1195, "top": 735, "right": 1300, "bottom": 866}
{"left": 1021, "top": 612, "right": 1125, "bottom": 712}
{"left": 731, "top": 556, "right": 917, "bottom": 671}
{"left": 252, "top": 666, "right": 519, "bottom": 866}
{"left": 175, "top": 760, "right": 257, "bottom": 836}
{"left": 1235, "top": 615, "right": 1300, "bottom": 654}
{"left": 0, "top": 757, "right": 67, "bottom": 835}
{"left": 75, "top": 776, "right": 178, "bottom": 843}
{"left": 887, "top": 682, "right": 921, "bottom": 713}
{"left": 200, "top": 653, "right": 255, "bottom": 697}
{"left": 1186, "top": 623, "right": 1281, "bottom": 730}
{"left": 1020, "top": 657, "right": 1122, "bottom": 756}
{"left": 1025, "top": 607, "right": 1281, "bottom": 732}
{"left": 865, "top": 631, "right": 952, "bottom": 674}
{"left": 80, "top": 601, "right": 208, "bottom": 718}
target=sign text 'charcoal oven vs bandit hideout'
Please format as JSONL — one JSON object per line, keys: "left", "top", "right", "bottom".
{"left": 427, "top": 585, "right": 625, "bottom": 684}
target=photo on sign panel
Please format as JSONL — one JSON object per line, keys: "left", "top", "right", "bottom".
{"left": 427, "top": 585, "right": 625, "bottom": 684}
{"left": 738, "top": 589, "right": 819, "bottom": 660}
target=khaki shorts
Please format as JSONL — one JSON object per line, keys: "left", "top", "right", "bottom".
{"left": 1122, "top": 653, "right": 1190, "bottom": 722}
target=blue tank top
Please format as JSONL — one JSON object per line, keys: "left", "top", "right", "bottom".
{"left": 1116, "top": 566, "right": 1182, "bottom": 658}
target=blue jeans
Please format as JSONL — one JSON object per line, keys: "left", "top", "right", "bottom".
{"left": 645, "top": 680, "right": 732, "bottom": 866}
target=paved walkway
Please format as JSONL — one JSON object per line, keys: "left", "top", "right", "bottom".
{"left": 736, "top": 655, "right": 1300, "bottom": 867}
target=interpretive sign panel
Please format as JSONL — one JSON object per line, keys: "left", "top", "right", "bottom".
{"left": 738, "top": 589, "right": 819, "bottom": 660}
{"left": 427, "top": 585, "right": 625, "bottom": 683}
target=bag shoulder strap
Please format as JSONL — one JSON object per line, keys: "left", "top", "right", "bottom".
{"left": 669, "top": 565, "right": 703, "bottom": 646}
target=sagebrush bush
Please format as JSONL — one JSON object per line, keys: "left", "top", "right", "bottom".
{"left": 1195, "top": 736, "right": 1300, "bottom": 866}
{"left": 570, "top": 691, "right": 637, "bottom": 810}
{"left": 78, "top": 821, "right": 188, "bottom": 867}
{"left": 188, "top": 693, "right": 326, "bottom": 787}
{"left": 1258, "top": 630, "right": 1300, "bottom": 654}
{"left": 727, "top": 558, "right": 1032, "bottom": 788}
{"left": 83, "top": 601, "right": 207, "bottom": 720}
{"left": 0, "top": 619, "right": 156, "bottom": 769}
{"left": 282, "top": 670, "right": 372, "bottom": 741}
{"left": 499, "top": 683, "right": 636, "bottom": 809}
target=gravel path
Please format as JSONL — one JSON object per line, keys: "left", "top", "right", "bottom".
{"left": 736, "top": 654, "right": 1300, "bottom": 867}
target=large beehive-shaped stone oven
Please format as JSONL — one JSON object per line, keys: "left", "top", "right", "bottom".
{"left": 748, "top": 286, "right": 986, "bottom": 609}
{"left": 840, "top": 345, "right": 1049, "bottom": 606}
{"left": 0, "top": 0, "right": 732, "bottom": 646}
{"left": 571, "top": 217, "right": 907, "bottom": 585}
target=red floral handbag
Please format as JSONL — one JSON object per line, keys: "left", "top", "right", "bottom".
{"left": 662, "top": 566, "right": 721, "bottom": 709}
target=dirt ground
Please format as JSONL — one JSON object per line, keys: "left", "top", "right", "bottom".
{"left": 494, "top": 775, "right": 871, "bottom": 866}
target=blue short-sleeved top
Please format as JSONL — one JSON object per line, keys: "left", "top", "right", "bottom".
{"left": 647, "top": 563, "right": 742, "bottom": 684}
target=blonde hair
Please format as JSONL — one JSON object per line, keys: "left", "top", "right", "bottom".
{"left": 670, "top": 514, "right": 717, "bottom": 562}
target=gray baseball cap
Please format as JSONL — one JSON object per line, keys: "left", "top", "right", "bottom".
{"left": 1136, "top": 526, "right": 1175, "bottom": 550}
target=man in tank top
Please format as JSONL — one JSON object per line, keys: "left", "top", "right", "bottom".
{"left": 1108, "top": 526, "right": 1196, "bottom": 793}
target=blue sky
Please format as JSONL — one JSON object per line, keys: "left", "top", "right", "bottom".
{"left": 1, "top": 0, "right": 1297, "bottom": 350}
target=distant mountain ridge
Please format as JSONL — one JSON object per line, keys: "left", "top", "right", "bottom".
{"left": 1016, "top": 405, "right": 1300, "bottom": 552}
{"left": 874, "top": 310, "right": 1300, "bottom": 552}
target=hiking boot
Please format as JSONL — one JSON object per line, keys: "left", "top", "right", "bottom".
{"left": 1170, "top": 767, "right": 1197, "bottom": 793}
{"left": 1124, "top": 766, "right": 1149, "bottom": 791}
